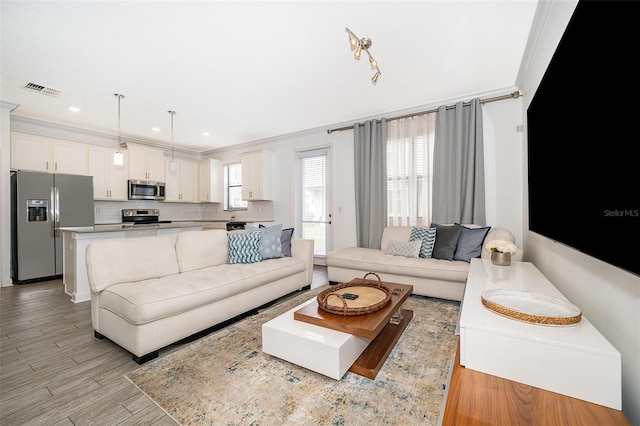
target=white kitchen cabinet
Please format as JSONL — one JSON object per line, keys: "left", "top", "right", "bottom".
{"left": 165, "top": 158, "right": 198, "bottom": 202}
{"left": 198, "top": 158, "right": 222, "bottom": 203}
{"left": 11, "top": 132, "right": 88, "bottom": 175}
{"left": 241, "top": 150, "right": 272, "bottom": 200}
{"left": 88, "top": 145, "right": 128, "bottom": 200}
{"left": 128, "top": 144, "right": 166, "bottom": 181}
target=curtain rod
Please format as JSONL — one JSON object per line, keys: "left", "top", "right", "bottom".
{"left": 326, "top": 90, "right": 521, "bottom": 134}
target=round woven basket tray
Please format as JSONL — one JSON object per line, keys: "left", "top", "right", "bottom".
{"left": 317, "top": 272, "right": 392, "bottom": 316}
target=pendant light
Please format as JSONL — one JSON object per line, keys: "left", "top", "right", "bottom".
{"left": 113, "top": 93, "right": 125, "bottom": 166}
{"left": 168, "top": 110, "right": 177, "bottom": 173}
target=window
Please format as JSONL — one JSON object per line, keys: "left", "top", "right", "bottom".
{"left": 223, "top": 163, "right": 248, "bottom": 211}
{"left": 386, "top": 113, "right": 435, "bottom": 227}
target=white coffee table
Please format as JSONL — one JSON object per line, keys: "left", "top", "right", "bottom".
{"left": 262, "top": 282, "right": 413, "bottom": 380}
{"left": 262, "top": 298, "right": 371, "bottom": 380}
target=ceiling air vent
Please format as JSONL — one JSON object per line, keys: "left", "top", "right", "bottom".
{"left": 21, "top": 82, "right": 62, "bottom": 97}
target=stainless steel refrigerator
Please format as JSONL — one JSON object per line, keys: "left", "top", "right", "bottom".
{"left": 11, "top": 170, "right": 94, "bottom": 283}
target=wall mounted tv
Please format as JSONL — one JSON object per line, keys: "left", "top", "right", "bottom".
{"left": 527, "top": 0, "right": 639, "bottom": 277}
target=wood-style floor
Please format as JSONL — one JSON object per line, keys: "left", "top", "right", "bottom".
{"left": 0, "top": 266, "right": 328, "bottom": 425}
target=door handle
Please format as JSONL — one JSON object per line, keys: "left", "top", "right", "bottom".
{"left": 54, "top": 187, "right": 60, "bottom": 238}
{"left": 50, "top": 187, "right": 56, "bottom": 238}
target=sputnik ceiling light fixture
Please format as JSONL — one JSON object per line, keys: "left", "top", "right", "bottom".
{"left": 345, "top": 27, "right": 381, "bottom": 84}
{"left": 168, "top": 110, "right": 177, "bottom": 173}
{"left": 113, "top": 93, "right": 125, "bottom": 166}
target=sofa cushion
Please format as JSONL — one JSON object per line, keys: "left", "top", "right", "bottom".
{"left": 385, "top": 239, "right": 422, "bottom": 258}
{"left": 380, "top": 226, "right": 413, "bottom": 251}
{"left": 431, "top": 223, "right": 463, "bottom": 260}
{"left": 228, "top": 231, "right": 262, "bottom": 264}
{"left": 86, "top": 236, "right": 179, "bottom": 293}
{"left": 246, "top": 224, "right": 283, "bottom": 259}
{"left": 454, "top": 226, "right": 491, "bottom": 262}
{"left": 326, "top": 247, "right": 469, "bottom": 282}
{"left": 98, "top": 257, "right": 306, "bottom": 324}
{"left": 175, "top": 229, "right": 229, "bottom": 273}
{"left": 410, "top": 227, "right": 437, "bottom": 258}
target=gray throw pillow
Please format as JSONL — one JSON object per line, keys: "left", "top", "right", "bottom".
{"left": 430, "top": 223, "right": 463, "bottom": 260}
{"left": 453, "top": 226, "right": 491, "bottom": 262}
{"left": 280, "top": 228, "right": 294, "bottom": 257}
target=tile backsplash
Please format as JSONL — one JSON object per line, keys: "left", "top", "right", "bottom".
{"left": 94, "top": 200, "right": 274, "bottom": 224}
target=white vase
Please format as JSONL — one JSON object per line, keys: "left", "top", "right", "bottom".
{"left": 491, "top": 251, "right": 511, "bottom": 266}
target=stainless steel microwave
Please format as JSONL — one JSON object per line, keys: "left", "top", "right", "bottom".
{"left": 128, "top": 179, "right": 165, "bottom": 201}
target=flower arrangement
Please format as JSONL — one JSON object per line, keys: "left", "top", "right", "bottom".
{"left": 486, "top": 240, "right": 518, "bottom": 254}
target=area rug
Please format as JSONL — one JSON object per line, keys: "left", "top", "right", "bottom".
{"left": 126, "top": 285, "right": 460, "bottom": 425}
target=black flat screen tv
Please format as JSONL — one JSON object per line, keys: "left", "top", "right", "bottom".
{"left": 527, "top": 0, "right": 639, "bottom": 277}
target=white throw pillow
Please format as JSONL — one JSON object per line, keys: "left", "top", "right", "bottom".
{"left": 384, "top": 239, "right": 422, "bottom": 258}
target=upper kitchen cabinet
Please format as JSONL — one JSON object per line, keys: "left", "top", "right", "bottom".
{"left": 198, "top": 158, "right": 222, "bottom": 203}
{"left": 11, "top": 132, "right": 88, "bottom": 175}
{"left": 241, "top": 150, "right": 272, "bottom": 201}
{"left": 88, "top": 145, "right": 128, "bottom": 201}
{"left": 128, "top": 144, "right": 166, "bottom": 181}
{"left": 165, "top": 158, "right": 198, "bottom": 202}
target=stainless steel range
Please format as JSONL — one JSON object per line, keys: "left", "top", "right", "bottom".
{"left": 121, "top": 209, "right": 172, "bottom": 225}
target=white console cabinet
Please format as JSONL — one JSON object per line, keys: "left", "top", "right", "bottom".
{"left": 459, "top": 259, "right": 621, "bottom": 410}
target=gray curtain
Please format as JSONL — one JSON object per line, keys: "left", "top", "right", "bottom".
{"left": 354, "top": 118, "right": 388, "bottom": 248}
{"left": 432, "top": 98, "right": 486, "bottom": 225}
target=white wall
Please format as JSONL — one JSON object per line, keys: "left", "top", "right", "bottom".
{"left": 482, "top": 99, "right": 524, "bottom": 245}
{"left": 519, "top": 1, "right": 640, "bottom": 423}
{"left": 1, "top": 101, "right": 19, "bottom": 286}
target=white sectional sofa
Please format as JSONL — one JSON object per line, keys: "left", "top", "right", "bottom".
{"left": 326, "top": 225, "right": 522, "bottom": 302}
{"left": 85, "top": 229, "right": 314, "bottom": 363}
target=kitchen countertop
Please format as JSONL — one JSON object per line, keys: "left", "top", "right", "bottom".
{"left": 59, "top": 221, "right": 221, "bottom": 233}
{"left": 59, "top": 219, "right": 273, "bottom": 234}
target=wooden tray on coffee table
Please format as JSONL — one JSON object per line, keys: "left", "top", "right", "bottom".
{"left": 294, "top": 281, "right": 413, "bottom": 379}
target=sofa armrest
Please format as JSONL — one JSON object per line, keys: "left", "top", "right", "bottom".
{"left": 292, "top": 238, "right": 315, "bottom": 285}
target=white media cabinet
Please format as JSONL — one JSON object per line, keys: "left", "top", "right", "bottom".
{"left": 459, "top": 259, "right": 621, "bottom": 410}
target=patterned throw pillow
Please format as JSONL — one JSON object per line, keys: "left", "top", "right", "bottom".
{"left": 228, "top": 231, "right": 262, "bottom": 264}
{"left": 245, "top": 224, "right": 283, "bottom": 259}
{"left": 384, "top": 239, "right": 422, "bottom": 258}
{"left": 409, "top": 227, "right": 437, "bottom": 258}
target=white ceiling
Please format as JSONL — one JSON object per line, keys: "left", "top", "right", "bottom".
{"left": 1, "top": 1, "right": 538, "bottom": 153}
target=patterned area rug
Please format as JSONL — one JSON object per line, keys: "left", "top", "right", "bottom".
{"left": 126, "top": 285, "right": 460, "bottom": 425}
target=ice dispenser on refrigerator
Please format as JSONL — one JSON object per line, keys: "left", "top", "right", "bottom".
{"left": 27, "top": 199, "right": 48, "bottom": 222}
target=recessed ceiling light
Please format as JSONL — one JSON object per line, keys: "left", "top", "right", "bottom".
{"left": 151, "top": 127, "right": 161, "bottom": 132}
{"left": 68, "top": 106, "right": 80, "bottom": 112}
{"left": 202, "top": 131, "right": 210, "bottom": 136}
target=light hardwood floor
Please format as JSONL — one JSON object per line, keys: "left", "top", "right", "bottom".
{"left": 0, "top": 266, "right": 328, "bottom": 425}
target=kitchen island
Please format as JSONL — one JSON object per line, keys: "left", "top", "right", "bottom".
{"left": 61, "top": 222, "right": 220, "bottom": 303}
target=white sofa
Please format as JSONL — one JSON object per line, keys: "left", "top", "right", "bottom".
{"left": 85, "top": 229, "right": 314, "bottom": 363}
{"left": 326, "top": 225, "right": 522, "bottom": 302}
